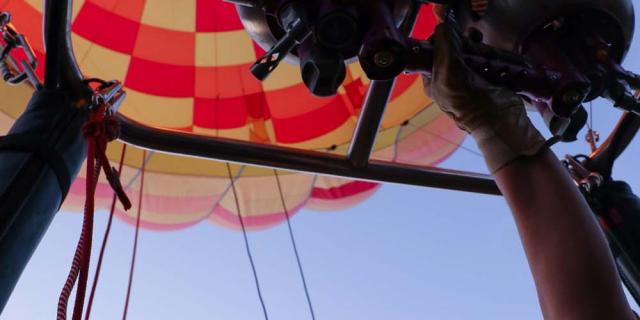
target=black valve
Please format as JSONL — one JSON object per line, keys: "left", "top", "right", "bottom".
{"left": 249, "top": 18, "right": 311, "bottom": 81}
{"left": 357, "top": 1, "right": 408, "bottom": 80}
{"left": 299, "top": 41, "right": 346, "bottom": 97}
{"left": 237, "top": 0, "right": 411, "bottom": 96}
{"left": 605, "top": 80, "right": 640, "bottom": 116}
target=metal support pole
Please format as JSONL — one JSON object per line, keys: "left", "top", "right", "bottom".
{"left": 586, "top": 112, "right": 640, "bottom": 305}
{"left": 346, "top": 2, "right": 420, "bottom": 168}
{"left": 589, "top": 112, "right": 640, "bottom": 177}
{"left": 118, "top": 114, "right": 500, "bottom": 195}
{"left": 43, "top": 0, "right": 65, "bottom": 89}
{"left": 0, "top": 0, "right": 88, "bottom": 312}
{"left": 347, "top": 80, "right": 395, "bottom": 168}
{"left": 43, "top": 0, "right": 90, "bottom": 100}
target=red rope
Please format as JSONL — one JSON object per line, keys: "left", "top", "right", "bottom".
{"left": 57, "top": 140, "right": 99, "bottom": 320}
{"left": 84, "top": 144, "right": 128, "bottom": 320}
{"left": 57, "top": 102, "right": 131, "bottom": 320}
{"left": 122, "top": 150, "right": 146, "bottom": 320}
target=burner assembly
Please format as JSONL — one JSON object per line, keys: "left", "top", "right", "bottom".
{"left": 227, "top": 0, "right": 638, "bottom": 141}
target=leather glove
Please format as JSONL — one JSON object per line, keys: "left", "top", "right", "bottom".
{"left": 423, "top": 23, "right": 546, "bottom": 173}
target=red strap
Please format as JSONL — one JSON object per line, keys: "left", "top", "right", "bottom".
{"left": 83, "top": 104, "right": 131, "bottom": 210}
{"left": 57, "top": 102, "right": 131, "bottom": 320}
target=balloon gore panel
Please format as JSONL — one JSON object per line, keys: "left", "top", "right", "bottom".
{"left": 0, "top": 1, "right": 464, "bottom": 231}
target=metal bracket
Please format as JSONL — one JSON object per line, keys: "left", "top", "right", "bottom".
{"left": 0, "top": 12, "right": 41, "bottom": 89}
{"left": 88, "top": 80, "right": 126, "bottom": 113}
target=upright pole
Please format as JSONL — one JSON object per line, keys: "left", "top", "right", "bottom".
{"left": 346, "top": 2, "right": 421, "bottom": 168}
{"left": 0, "top": 91, "right": 87, "bottom": 311}
{"left": 0, "top": 0, "right": 89, "bottom": 312}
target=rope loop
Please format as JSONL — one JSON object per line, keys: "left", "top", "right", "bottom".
{"left": 81, "top": 105, "right": 121, "bottom": 141}
{"left": 57, "top": 80, "right": 130, "bottom": 320}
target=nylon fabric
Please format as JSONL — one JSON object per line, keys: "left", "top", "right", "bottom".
{"left": 0, "top": 1, "right": 465, "bottom": 231}
{"left": 0, "top": 133, "right": 71, "bottom": 199}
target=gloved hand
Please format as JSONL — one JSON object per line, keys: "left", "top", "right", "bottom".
{"left": 423, "top": 23, "right": 546, "bottom": 173}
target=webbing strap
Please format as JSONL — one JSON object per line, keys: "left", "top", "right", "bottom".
{"left": 0, "top": 134, "right": 71, "bottom": 198}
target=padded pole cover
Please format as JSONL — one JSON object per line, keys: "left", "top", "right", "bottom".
{"left": 0, "top": 90, "right": 87, "bottom": 313}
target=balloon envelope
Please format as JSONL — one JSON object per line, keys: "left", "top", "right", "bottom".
{"left": 0, "top": 1, "right": 464, "bottom": 230}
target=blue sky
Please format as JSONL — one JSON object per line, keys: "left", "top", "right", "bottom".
{"left": 4, "top": 2, "right": 640, "bottom": 319}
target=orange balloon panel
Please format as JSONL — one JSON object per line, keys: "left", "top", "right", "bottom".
{"left": 0, "top": 1, "right": 465, "bottom": 231}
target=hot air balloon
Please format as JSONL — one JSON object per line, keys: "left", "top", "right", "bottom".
{"left": 0, "top": 0, "right": 465, "bottom": 231}
{"left": 1, "top": 0, "right": 640, "bottom": 319}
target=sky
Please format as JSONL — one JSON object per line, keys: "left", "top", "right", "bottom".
{"left": 3, "top": 2, "right": 640, "bottom": 319}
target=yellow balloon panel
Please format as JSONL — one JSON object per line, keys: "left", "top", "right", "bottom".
{"left": 0, "top": 1, "right": 466, "bottom": 230}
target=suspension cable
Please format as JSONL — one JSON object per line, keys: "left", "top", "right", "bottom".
{"left": 586, "top": 101, "right": 600, "bottom": 152}
{"left": 122, "top": 150, "right": 146, "bottom": 320}
{"left": 225, "top": 163, "right": 270, "bottom": 320}
{"left": 85, "top": 144, "right": 128, "bottom": 320}
{"left": 407, "top": 121, "right": 483, "bottom": 158}
{"left": 273, "top": 169, "right": 317, "bottom": 320}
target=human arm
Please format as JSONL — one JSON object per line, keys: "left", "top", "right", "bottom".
{"left": 497, "top": 149, "right": 634, "bottom": 320}
{"left": 424, "top": 22, "right": 636, "bottom": 319}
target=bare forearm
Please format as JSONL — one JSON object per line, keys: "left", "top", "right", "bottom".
{"left": 495, "top": 148, "right": 634, "bottom": 320}
{"left": 422, "top": 21, "right": 634, "bottom": 319}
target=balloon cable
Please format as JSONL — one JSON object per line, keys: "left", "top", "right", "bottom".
{"left": 85, "top": 143, "right": 128, "bottom": 320}
{"left": 273, "top": 169, "right": 317, "bottom": 320}
{"left": 122, "top": 150, "right": 146, "bottom": 320}
{"left": 407, "top": 121, "right": 483, "bottom": 158}
{"left": 226, "top": 163, "right": 270, "bottom": 320}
